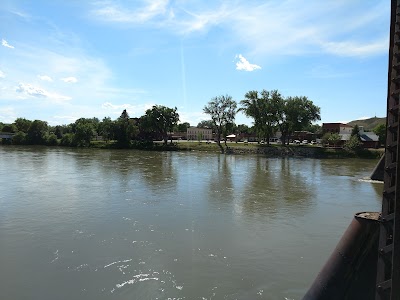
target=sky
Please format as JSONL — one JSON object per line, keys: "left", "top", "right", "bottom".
{"left": 0, "top": 0, "right": 391, "bottom": 126}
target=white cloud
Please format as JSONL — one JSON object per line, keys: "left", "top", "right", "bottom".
{"left": 0, "top": 107, "right": 17, "bottom": 123}
{"left": 235, "top": 54, "right": 261, "bottom": 72}
{"left": 91, "top": 0, "right": 169, "bottom": 24}
{"left": 178, "top": 110, "right": 208, "bottom": 125}
{"left": 38, "top": 75, "right": 53, "bottom": 82}
{"left": 2, "top": 39, "right": 15, "bottom": 49}
{"left": 0, "top": 70, "right": 5, "bottom": 78}
{"left": 16, "top": 83, "right": 71, "bottom": 101}
{"left": 87, "top": 1, "right": 388, "bottom": 58}
{"left": 320, "top": 40, "right": 388, "bottom": 57}
{"left": 61, "top": 76, "right": 78, "bottom": 83}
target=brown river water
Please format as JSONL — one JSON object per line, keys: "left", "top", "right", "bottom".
{"left": 0, "top": 146, "right": 383, "bottom": 300}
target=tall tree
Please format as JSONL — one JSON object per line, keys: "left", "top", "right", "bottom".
{"left": 14, "top": 118, "right": 32, "bottom": 132}
{"left": 240, "top": 90, "right": 281, "bottom": 145}
{"left": 203, "top": 95, "right": 237, "bottom": 152}
{"left": 115, "top": 110, "right": 138, "bottom": 146}
{"left": 98, "top": 117, "right": 115, "bottom": 143}
{"left": 177, "top": 122, "right": 190, "bottom": 132}
{"left": 236, "top": 124, "right": 250, "bottom": 134}
{"left": 279, "top": 96, "right": 321, "bottom": 145}
{"left": 142, "top": 105, "right": 179, "bottom": 145}
{"left": 373, "top": 123, "right": 386, "bottom": 146}
{"left": 351, "top": 124, "right": 361, "bottom": 140}
{"left": 197, "top": 120, "right": 214, "bottom": 130}
{"left": 27, "top": 120, "right": 48, "bottom": 144}
{"left": 73, "top": 120, "right": 95, "bottom": 147}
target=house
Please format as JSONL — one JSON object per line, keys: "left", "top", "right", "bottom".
{"left": 0, "top": 132, "right": 14, "bottom": 140}
{"left": 186, "top": 127, "right": 213, "bottom": 141}
{"left": 322, "top": 123, "right": 379, "bottom": 148}
{"left": 359, "top": 126, "right": 379, "bottom": 148}
{"left": 322, "top": 123, "right": 353, "bottom": 135}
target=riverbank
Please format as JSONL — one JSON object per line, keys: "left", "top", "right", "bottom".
{"left": 90, "top": 140, "right": 383, "bottom": 159}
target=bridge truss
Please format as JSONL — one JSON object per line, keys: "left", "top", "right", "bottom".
{"left": 376, "top": 1, "right": 400, "bottom": 299}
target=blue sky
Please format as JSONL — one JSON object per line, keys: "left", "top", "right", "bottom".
{"left": 0, "top": 0, "right": 390, "bottom": 126}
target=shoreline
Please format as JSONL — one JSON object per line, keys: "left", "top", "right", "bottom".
{"left": 1, "top": 141, "right": 383, "bottom": 159}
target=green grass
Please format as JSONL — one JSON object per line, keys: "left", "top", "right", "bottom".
{"left": 87, "top": 139, "right": 382, "bottom": 158}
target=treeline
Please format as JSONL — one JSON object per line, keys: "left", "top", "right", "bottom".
{"left": 0, "top": 105, "right": 182, "bottom": 147}
{"left": 0, "top": 89, "right": 321, "bottom": 151}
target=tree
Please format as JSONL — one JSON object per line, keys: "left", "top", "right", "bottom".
{"left": 27, "top": 120, "right": 48, "bottom": 144}
{"left": 344, "top": 135, "right": 363, "bottom": 152}
{"left": 12, "top": 131, "right": 27, "bottom": 145}
{"left": 98, "top": 117, "right": 115, "bottom": 143}
{"left": 236, "top": 124, "right": 250, "bottom": 134}
{"left": 322, "top": 132, "right": 341, "bottom": 147}
{"left": 46, "top": 133, "right": 59, "bottom": 146}
{"left": 203, "top": 95, "right": 237, "bottom": 152}
{"left": 197, "top": 132, "right": 203, "bottom": 143}
{"left": 305, "top": 124, "right": 321, "bottom": 134}
{"left": 177, "top": 122, "right": 190, "bottom": 132}
{"left": 115, "top": 110, "right": 138, "bottom": 146}
{"left": 2, "top": 124, "right": 17, "bottom": 133}
{"left": 14, "top": 118, "right": 32, "bottom": 132}
{"left": 373, "top": 123, "right": 386, "bottom": 146}
{"left": 142, "top": 106, "right": 179, "bottom": 145}
{"left": 197, "top": 120, "right": 214, "bottom": 129}
{"left": 278, "top": 96, "right": 321, "bottom": 145}
{"left": 60, "top": 133, "right": 76, "bottom": 147}
{"left": 240, "top": 90, "right": 281, "bottom": 145}
{"left": 351, "top": 124, "right": 361, "bottom": 140}
{"left": 73, "top": 121, "right": 95, "bottom": 146}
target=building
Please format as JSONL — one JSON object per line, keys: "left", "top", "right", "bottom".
{"left": 322, "top": 123, "right": 353, "bottom": 135}
{"left": 187, "top": 127, "right": 213, "bottom": 141}
{"left": 322, "top": 123, "right": 379, "bottom": 148}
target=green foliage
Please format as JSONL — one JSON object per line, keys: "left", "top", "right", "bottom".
{"left": 60, "top": 133, "right": 76, "bottom": 146}
{"left": 2, "top": 124, "right": 17, "bottom": 133}
{"left": 177, "top": 122, "right": 190, "bottom": 132}
{"left": 373, "top": 123, "right": 386, "bottom": 146}
{"left": 197, "top": 120, "right": 214, "bottom": 129}
{"left": 322, "top": 132, "right": 342, "bottom": 146}
{"left": 343, "top": 135, "right": 363, "bottom": 152}
{"left": 12, "top": 131, "right": 27, "bottom": 145}
{"left": 197, "top": 132, "right": 203, "bottom": 143}
{"left": 73, "top": 120, "right": 95, "bottom": 147}
{"left": 351, "top": 124, "right": 361, "bottom": 140}
{"left": 27, "top": 120, "right": 48, "bottom": 144}
{"left": 14, "top": 118, "right": 32, "bottom": 132}
{"left": 115, "top": 110, "right": 138, "bottom": 146}
{"left": 305, "top": 124, "right": 321, "bottom": 134}
{"left": 203, "top": 95, "right": 237, "bottom": 151}
{"left": 237, "top": 124, "right": 250, "bottom": 134}
{"left": 98, "top": 117, "right": 115, "bottom": 143}
{"left": 284, "top": 96, "right": 321, "bottom": 142}
{"left": 240, "top": 90, "right": 320, "bottom": 145}
{"left": 239, "top": 90, "right": 283, "bottom": 145}
{"left": 46, "top": 133, "right": 59, "bottom": 146}
{"left": 142, "top": 105, "right": 179, "bottom": 145}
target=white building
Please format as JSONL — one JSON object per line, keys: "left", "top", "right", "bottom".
{"left": 187, "top": 127, "right": 213, "bottom": 140}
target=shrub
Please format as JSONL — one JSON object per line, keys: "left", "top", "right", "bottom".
{"left": 12, "top": 131, "right": 27, "bottom": 145}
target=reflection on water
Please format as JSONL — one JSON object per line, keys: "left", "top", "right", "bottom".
{"left": 0, "top": 146, "right": 383, "bottom": 300}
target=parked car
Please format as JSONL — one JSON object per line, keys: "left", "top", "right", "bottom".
{"left": 293, "top": 140, "right": 301, "bottom": 144}
{"left": 302, "top": 140, "right": 308, "bottom": 144}
{"left": 310, "top": 140, "right": 317, "bottom": 145}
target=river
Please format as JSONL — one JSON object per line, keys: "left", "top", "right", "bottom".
{"left": 0, "top": 146, "right": 383, "bottom": 300}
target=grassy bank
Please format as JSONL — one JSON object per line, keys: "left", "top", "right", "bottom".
{"left": 88, "top": 140, "right": 382, "bottom": 158}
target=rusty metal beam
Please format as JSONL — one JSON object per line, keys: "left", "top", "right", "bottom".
{"left": 376, "top": 1, "right": 400, "bottom": 299}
